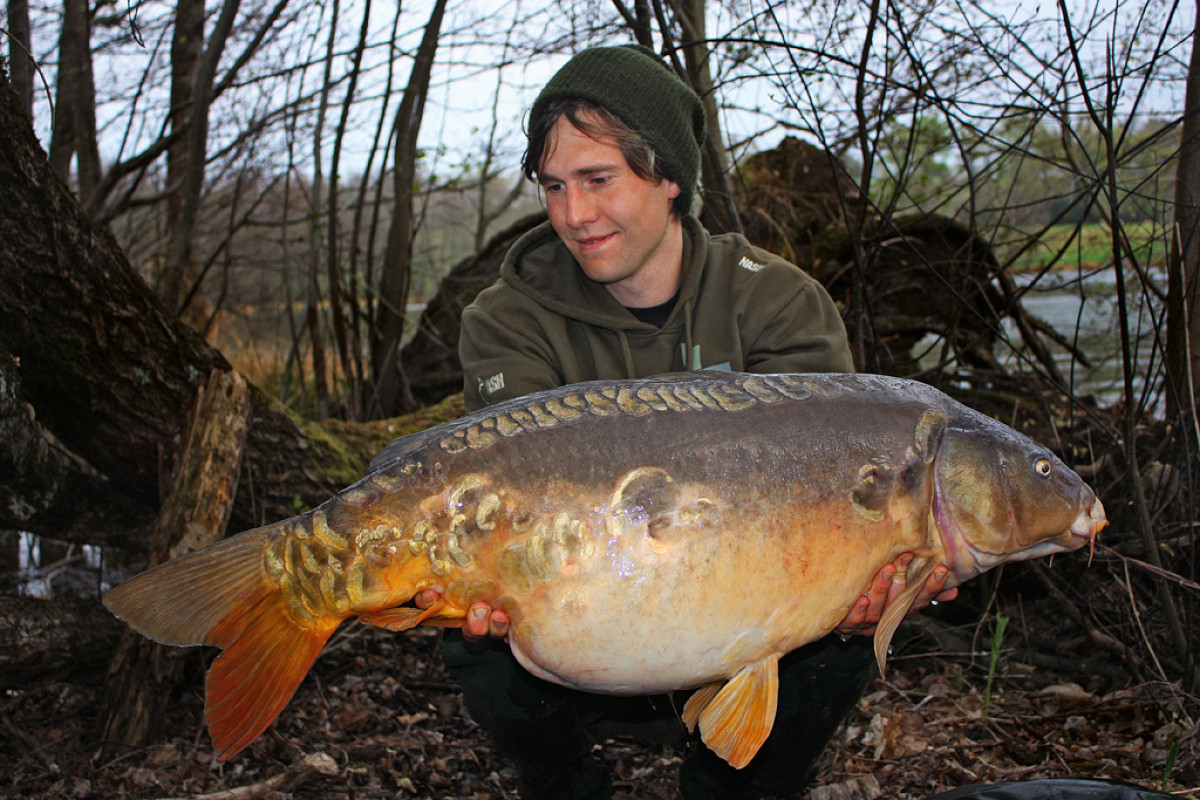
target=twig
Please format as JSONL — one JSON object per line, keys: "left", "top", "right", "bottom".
{"left": 1101, "top": 544, "right": 1200, "bottom": 595}
{"left": 150, "top": 752, "right": 338, "bottom": 800}
{"left": 1122, "top": 561, "right": 1169, "bottom": 684}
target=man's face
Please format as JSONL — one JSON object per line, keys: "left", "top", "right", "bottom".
{"left": 538, "top": 115, "right": 683, "bottom": 307}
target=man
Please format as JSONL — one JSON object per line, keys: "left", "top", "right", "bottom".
{"left": 429, "top": 45, "right": 954, "bottom": 799}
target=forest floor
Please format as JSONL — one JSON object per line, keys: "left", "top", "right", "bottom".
{"left": 2, "top": 583, "right": 1198, "bottom": 800}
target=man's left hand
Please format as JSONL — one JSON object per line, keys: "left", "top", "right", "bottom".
{"left": 835, "top": 553, "right": 957, "bottom": 637}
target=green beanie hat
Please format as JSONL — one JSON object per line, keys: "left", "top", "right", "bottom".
{"left": 530, "top": 45, "right": 707, "bottom": 214}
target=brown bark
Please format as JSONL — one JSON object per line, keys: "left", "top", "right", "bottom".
{"left": 47, "top": 0, "right": 101, "bottom": 201}
{"left": 0, "top": 345, "right": 155, "bottom": 548}
{"left": 1166, "top": 0, "right": 1200, "bottom": 433}
{"left": 158, "top": 0, "right": 206, "bottom": 312}
{"left": 676, "top": 0, "right": 743, "bottom": 235}
{"left": 100, "top": 368, "right": 251, "bottom": 750}
{"left": 0, "top": 595, "right": 123, "bottom": 686}
{"left": 6, "top": 0, "right": 34, "bottom": 118}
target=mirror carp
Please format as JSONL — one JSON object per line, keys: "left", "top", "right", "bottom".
{"left": 104, "top": 371, "right": 1107, "bottom": 769}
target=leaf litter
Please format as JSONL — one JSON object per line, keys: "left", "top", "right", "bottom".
{"left": 1, "top": 597, "right": 1197, "bottom": 799}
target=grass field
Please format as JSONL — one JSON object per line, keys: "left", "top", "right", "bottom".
{"left": 1003, "top": 220, "right": 1169, "bottom": 272}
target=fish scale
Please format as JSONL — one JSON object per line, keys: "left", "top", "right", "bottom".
{"left": 104, "top": 371, "right": 1106, "bottom": 770}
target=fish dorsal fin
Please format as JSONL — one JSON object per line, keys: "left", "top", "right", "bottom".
{"left": 873, "top": 558, "right": 939, "bottom": 675}
{"left": 359, "top": 602, "right": 467, "bottom": 631}
{"left": 689, "top": 654, "right": 781, "bottom": 769}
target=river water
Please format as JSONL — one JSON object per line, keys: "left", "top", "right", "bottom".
{"left": 1000, "top": 267, "right": 1163, "bottom": 409}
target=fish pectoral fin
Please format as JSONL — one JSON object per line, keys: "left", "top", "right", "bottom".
{"left": 873, "top": 559, "right": 940, "bottom": 675}
{"left": 694, "top": 655, "right": 781, "bottom": 770}
{"left": 681, "top": 681, "right": 723, "bottom": 732}
{"left": 359, "top": 601, "right": 467, "bottom": 632}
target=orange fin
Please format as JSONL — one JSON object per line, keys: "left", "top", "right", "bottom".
{"left": 205, "top": 594, "right": 338, "bottom": 761}
{"left": 104, "top": 528, "right": 276, "bottom": 646}
{"left": 103, "top": 523, "right": 339, "bottom": 761}
{"left": 681, "top": 682, "right": 722, "bottom": 733}
{"left": 693, "top": 655, "right": 780, "bottom": 769}
{"left": 873, "top": 559, "right": 938, "bottom": 675}
{"left": 360, "top": 601, "right": 467, "bottom": 632}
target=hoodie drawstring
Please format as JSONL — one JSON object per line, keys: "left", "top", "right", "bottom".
{"left": 682, "top": 297, "right": 698, "bottom": 370}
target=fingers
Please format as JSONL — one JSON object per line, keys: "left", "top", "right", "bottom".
{"left": 907, "top": 565, "right": 955, "bottom": 612}
{"left": 462, "top": 601, "right": 510, "bottom": 642}
{"left": 414, "top": 588, "right": 439, "bottom": 610}
{"left": 836, "top": 561, "right": 897, "bottom": 636}
{"left": 835, "top": 594, "right": 872, "bottom": 636}
{"left": 834, "top": 554, "right": 959, "bottom": 639}
{"left": 488, "top": 609, "right": 511, "bottom": 641}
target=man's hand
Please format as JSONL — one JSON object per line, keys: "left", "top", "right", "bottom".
{"left": 414, "top": 588, "right": 510, "bottom": 641}
{"left": 835, "top": 554, "right": 958, "bottom": 637}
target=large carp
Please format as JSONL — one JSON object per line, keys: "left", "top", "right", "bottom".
{"left": 105, "top": 372, "right": 1105, "bottom": 769}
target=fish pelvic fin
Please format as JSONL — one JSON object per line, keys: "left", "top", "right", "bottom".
{"left": 872, "top": 558, "right": 939, "bottom": 675}
{"left": 103, "top": 525, "right": 340, "bottom": 761}
{"left": 688, "top": 654, "right": 781, "bottom": 770}
{"left": 681, "top": 681, "right": 722, "bottom": 733}
{"left": 360, "top": 600, "right": 468, "bottom": 631}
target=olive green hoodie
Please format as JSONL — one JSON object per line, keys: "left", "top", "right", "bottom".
{"left": 460, "top": 216, "right": 853, "bottom": 411}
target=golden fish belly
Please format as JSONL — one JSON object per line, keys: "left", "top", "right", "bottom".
{"left": 492, "top": 500, "right": 922, "bottom": 694}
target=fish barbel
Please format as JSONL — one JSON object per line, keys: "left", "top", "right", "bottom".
{"left": 104, "top": 372, "right": 1106, "bottom": 769}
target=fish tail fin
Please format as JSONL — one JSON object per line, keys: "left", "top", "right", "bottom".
{"left": 205, "top": 593, "right": 338, "bottom": 761}
{"left": 103, "top": 525, "right": 339, "bottom": 761}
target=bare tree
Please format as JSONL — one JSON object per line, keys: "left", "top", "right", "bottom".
{"left": 370, "top": 0, "right": 449, "bottom": 418}
{"left": 47, "top": 0, "right": 100, "bottom": 203}
{"left": 6, "top": 0, "right": 34, "bottom": 116}
{"left": 1167, "top": 0, "right": 1200, "bottom": 439}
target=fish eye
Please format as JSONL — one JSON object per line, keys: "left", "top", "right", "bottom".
{"left": 1034, "top": 458, "right": 1053, "bottom": 477}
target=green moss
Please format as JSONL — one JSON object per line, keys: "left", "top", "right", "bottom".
{"left": 300, "top": 393, "right": 467, "bottom": 487}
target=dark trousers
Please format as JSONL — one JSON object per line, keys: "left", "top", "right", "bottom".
{"left": 442, "top": 631, "right": 879, "bottom": 800}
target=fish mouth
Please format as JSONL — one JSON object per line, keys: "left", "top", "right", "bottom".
{"left": 1070, "top": 496, "right": 1107, "bottom": 564}
{"left": 1071, "top": 496, "right": 1107, "bottom": 540}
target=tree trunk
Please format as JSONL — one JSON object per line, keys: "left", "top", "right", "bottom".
{"left": 676, "top": 0, "right": 743, "bottom": 235}
{"left": 370, "top": 0, "right": 448, "bottom": 419}
{"left": 47, "top": 0, "right": 100, "bottom": 202}
{"left": 158, "top": 0, "right": 206, "bottom": 313}
{"left": 6, "top": 0, "right": 34, "bottom": 118}
{"left": 100, "top": 368, "right": 251, "bottom": 750}
{"left": 0, "top": 596, "right": 123, "bottom": 687}
{"left": 1167, "top": 0, "right": 1200, "bottom": 438}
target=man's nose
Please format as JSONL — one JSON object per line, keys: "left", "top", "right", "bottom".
{"left": 564, "top": 186, "right": 597, "bottom": 228}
